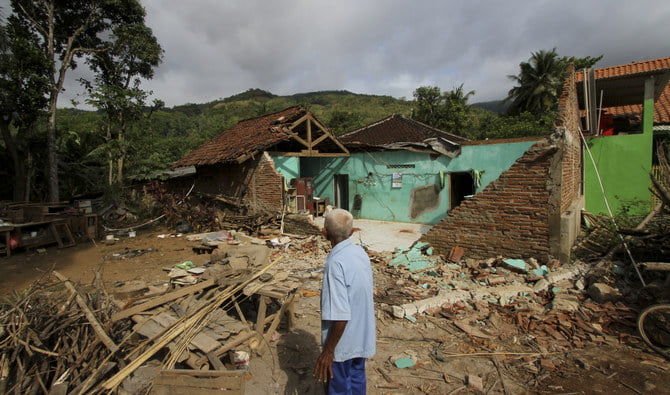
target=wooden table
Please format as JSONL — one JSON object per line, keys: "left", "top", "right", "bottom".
{"left": 2, "top": 219, "right": 75, "bottom": 254}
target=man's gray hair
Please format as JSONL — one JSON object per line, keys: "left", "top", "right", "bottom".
{"left": 324, "top": 208, "right": 353, "bottom": 241}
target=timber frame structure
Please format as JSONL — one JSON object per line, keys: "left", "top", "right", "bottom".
{"left": 265, "top": 112, "right": 350, "bottom": 159}
{"left": 171, "top": 106, "right": 348, "bottom": 215}
{"left": 175, "top": 106, "right": 348, "bottom": 168}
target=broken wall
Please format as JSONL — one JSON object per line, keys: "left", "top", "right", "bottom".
{"left": 421, "top": 65, "right": 585, "bottom": 263}
{"left": 554, "top": 64, "right": 586, "bottom": 262}
{"left": 167, "top": 153, "right": 285, "bottom": 215}
{"left": 420, "top": 140, "right": 557, "bottom": 261}
{"left": 302, "top": 141, "right": 536, "bottom": 224}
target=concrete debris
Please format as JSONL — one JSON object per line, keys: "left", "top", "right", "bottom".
{"left": 467, "top": 374, "right": 484, "bottom": 392}
{"left": 389, "top": 242, "right": 442, "bottom": 272}
{"left": 550, "top": 294, "right": 581, "bottom": 312}
{"left": 392, "top": 290, "right": 470, "bottom": 318}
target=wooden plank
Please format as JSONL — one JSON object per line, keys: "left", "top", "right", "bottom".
{"left": 196, "top": 331, "right": 256, "bottom": 365}
{"left": 263, "top": 293, "right": 295, "bottom": 343}
{"left": 111, "top": 279, "right": 217, "bottom": 322}
{"left": 49, "top": 223, "right": 64, "bottom": 248}
{"left": 640, "top": 262, "right": 670, "bottom": 271}
{"left": 206, "top": 352, "right": 226, "bottom": 370}
{"left": 255, "top": 296, "right": 268, "bottom": 335}
{"left": 276, "top": 152, "right": 350, "bottom": 157}
{"left": 151, "top": 312, "right": 220, "bottom": 353}
{"left": 151, "top": 370, "right": 244, "bottom": 392}
{"left": 52, "top": 271, "right": 118, "bottom": 353}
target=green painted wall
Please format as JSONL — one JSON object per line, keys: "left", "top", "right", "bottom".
{"left": 584, "top": 133, "right": 653, "bottom": 216}
{"left": 300, "top": 141, "right": 535, "bottom": 224}
{"left": 273, "top": 156, "right": 301, "bottom": 181}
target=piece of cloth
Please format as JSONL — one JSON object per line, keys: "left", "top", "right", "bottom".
{"left": 321, "top": 239, "right": 376, "bottom": 362}
{"left": 325, "top": 357, "right": 367, "bottom": 395}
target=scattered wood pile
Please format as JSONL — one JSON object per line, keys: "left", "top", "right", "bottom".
{"left": 0, "top": 252, "right": 298, "bottom": 394}
{"left": 0, "top": 271, "right": 127, "bottom": 394}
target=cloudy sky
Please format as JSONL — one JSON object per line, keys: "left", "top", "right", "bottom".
{"left": 6, "top": 0, "right": 670, "bottom": 108}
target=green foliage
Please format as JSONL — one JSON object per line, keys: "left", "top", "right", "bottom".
{"left": 82, "top": 20, "right": 163, "bottom": 185}
{"left": 467, "top": 109, "right": 555, "bottom": 140}
{"left": 328, "top": 110, "right": 364, "bottom": 135}
{"left": 506, "top": 48, "right": 602, "bottom": 116}
{"left": 411, "top": 84, "right": 475, "bottom": 136}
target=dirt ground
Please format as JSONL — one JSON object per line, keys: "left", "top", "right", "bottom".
{"left": 1, "top": 225, "right": 669, "bottom": 394}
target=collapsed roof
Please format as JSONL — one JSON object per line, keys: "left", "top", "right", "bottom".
{"left": 175, "top": 106, "right": 348, "bottom": 167}
{"left": 339, "top": 114, "right": 469, "bottom": 157}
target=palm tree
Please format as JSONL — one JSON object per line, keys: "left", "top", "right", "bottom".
{"left": 506, "top": 48, "right": 563, "bottom": 116}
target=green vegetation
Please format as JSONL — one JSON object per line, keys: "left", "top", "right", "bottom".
{"left": 505, "top": 48, "right": 602, "bottom": 116}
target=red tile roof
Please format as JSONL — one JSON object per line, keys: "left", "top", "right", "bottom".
{"left": 175, "top": 106, "right": 307, "bottom": 167}
{"left": 339, "top": 114, "right": 469, "bottom": 147}
{"left": 575, "top": 57, "right": 670, "bottom": 124}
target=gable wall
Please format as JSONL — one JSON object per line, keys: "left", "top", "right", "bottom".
{"left": 247, "top": 153, "right": 285, "bottom": 213}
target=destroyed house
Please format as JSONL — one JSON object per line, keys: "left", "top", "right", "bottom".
{"left": 418, "top": 65, "right": 585, "bottom": 263}
{"left": 172, "top": 106, "right": 349, "bottom": 214}
{"left": 300, "top": 114, "right": 542, "bottom": 224}
{"left": 577, "top": 57, "right": 670, "bottom": 215}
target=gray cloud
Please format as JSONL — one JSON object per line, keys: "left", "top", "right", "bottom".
{"left": 3, "top": 0, "right": 669, "bottom": 108}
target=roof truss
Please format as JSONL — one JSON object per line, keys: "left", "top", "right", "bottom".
{"left": 282, "top": 114, "right": 350, "bottom": 157}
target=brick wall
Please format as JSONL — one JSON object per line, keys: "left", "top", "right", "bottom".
{"left": 421, "top": 64, "right": 584, "bottom": 262}
{"left": 247, "top": 152, "right": 284, "bottom": 214}
{"left": 421, "top": 139, "right": 557, "bottom": 260}
{"left": 556, "top": 64, "right": 583, "bottom": 213}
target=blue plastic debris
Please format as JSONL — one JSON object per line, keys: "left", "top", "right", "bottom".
{"left": 394, "top": 357, "right": 416, "bottom": 368}
{"left": 503, "top": 259, "right": 528, "bottom": 273}
{"left": 404, "top": 315, "right": 417, "bottom": 323}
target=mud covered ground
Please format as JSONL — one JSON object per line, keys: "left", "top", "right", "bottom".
{"left": 0, "top": 225, "right": 668, "bottom": 394}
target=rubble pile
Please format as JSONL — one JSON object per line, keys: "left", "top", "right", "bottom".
{"left": 364, "top": 242, "right": 642, "bottom": 353}
{"left": 0, "top": 272, "right": 130, "bottom": 394}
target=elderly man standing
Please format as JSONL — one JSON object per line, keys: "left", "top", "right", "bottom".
{"left": 314, "top": 209, "right": 376, "bottom": 394}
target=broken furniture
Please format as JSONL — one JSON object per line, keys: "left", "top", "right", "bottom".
{"left": 290, "top": 177, "right": 315, "bottom": 214}
{"left": 8, "top": 219, "right": 76, "bottom": 252}
{"left": 314, "top": 197, "right": 330, "bottom": 217}
{"left": 249, "top": 284, "right": 298, "bottom": 348}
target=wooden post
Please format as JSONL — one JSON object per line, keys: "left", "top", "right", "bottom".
{"left": 255, "top": 296, "right": 268, "bottom": 335}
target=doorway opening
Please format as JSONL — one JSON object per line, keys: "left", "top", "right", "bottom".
{"left": 333, "top": 174, "right": 349, "bottom": 210}
{"left": 449, "top": 171, "right": 475, "bottom": 209}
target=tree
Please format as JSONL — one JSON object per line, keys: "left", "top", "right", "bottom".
{"left": 0, "top": 9, "right": 50, "bottom": 201}
{"left": 328, "top": 110, "right": 363, "bottom": 135}
{"left": 82, "top": 23, "right": 163, "bottom": 185}
{"left": 411, "top": 84, "right": 475, "bottom": 135}
{"left": 506, "top": 48, "right": 602, "bottom": 116}
{"left": 9, "top": 0, "right": 150, "bottom": 201}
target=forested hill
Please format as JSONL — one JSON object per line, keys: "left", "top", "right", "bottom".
{"left": 162, "top": 88, "right": 415, "bottom": 135}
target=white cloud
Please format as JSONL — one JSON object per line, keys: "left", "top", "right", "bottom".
{"left": 3, "top": 0, "right": 669, "bottom": 108}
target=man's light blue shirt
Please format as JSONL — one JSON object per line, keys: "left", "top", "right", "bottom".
{"left": 321, "top": 239, "right": 376, "bottom": 362}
